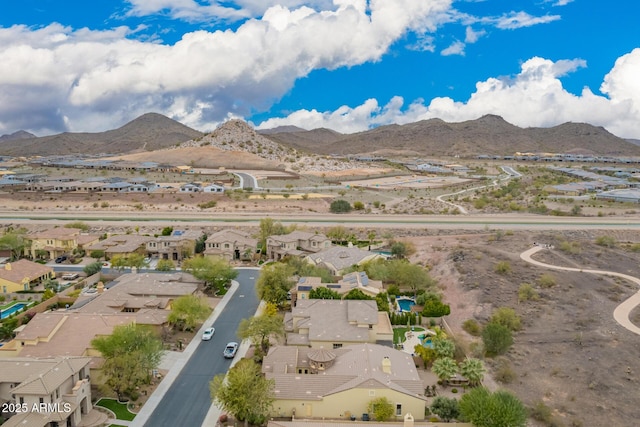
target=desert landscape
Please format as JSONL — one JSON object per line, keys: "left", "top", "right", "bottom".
{"left": 2, "top": 115, "right": 640, "bottom": 427}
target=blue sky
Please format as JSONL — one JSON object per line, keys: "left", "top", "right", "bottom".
{"left": 1, "top": 0, "right": 639, "bottom": 140}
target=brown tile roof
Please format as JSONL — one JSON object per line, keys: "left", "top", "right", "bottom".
{"left": 76, "top": 272, "right": 199, "bottom": 314}
{"left": 28, "top": 228, "right": 79, "bottom": 239}
{"left": 0, "top": 260, "right": 53, "bottom": 284}
{"left": 86, "top": 234, "right": 154, "bottom": 253}
{"left": 8, "top": 357, "right": 91, "bottom": 395}
{"left": 289, "top": 300, "right": 378, "bottom": 343}
{"left": 263, "top": 344, "right": 425, "bottom": 401}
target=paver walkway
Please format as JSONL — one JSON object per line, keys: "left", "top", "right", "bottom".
{"left": 520, "top": 245, "right": 640, "bottom": 336}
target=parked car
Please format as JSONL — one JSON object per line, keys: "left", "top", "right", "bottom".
{"left": 55, "top": 255, "right": 68, "bottom": 263}
{"left": 202, "top": 328, "right": 215, "bottom": 341}
{"left": 223, "top": 342, "right": 239, "bottom": 358}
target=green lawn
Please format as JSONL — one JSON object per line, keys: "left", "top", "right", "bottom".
{"left": 96, "top": 398, "right": 136, "bottom": 421}
{"left": 393, "top": 326, "right": 425, "bottom": 344}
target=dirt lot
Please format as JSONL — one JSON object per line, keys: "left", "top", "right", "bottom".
{"left": 395, "top": 229, "right": 640, "bottom": 427}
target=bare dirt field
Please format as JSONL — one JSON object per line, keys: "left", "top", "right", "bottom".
{"left": 341, "top": 174, "right": 474, "bottom": 189}
{"left": 395, "top": 229, "right": 640, "bottom": 427}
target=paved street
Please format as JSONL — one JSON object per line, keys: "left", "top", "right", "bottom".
{"left": 136, "top": 269, "right": 260, "bottom": 427}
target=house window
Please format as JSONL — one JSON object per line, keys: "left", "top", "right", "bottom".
{"left": 395, "top": 404, "right": 402, "bottom": 416}
{"left": 332, "top": 343, "right": 342, "bottom": 349}
{"left": 39, "top": 397, "right": 44, "bottom": 404}
{"left": 224, "top": 243, "right": 229, "bottom": 248}
{"left": 19, "top": 397, "right": 24, "bottom": 405}
{"left": 369, "top": 390, "right": 375, "bottom": 396}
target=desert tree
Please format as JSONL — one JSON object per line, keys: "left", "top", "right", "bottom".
{"left": 430, "top": 396, "right": 460, "bottom": 422}
{"left": 210, "top": 359, "right": 275, "bottom": 427}
{"left": 91, "top": 324, "right": 163, "bottom": 401}
{"left": 237, "top": 313, "right": 285, "bottom": 356}
{"left": 167, "top": 294, "right": 211, "bottom": 331}
{"left": 432, "top": 357, "right": 458, "bottom": 384}
{"left": 459, "top": 358, "right": 485, "bottom": 387}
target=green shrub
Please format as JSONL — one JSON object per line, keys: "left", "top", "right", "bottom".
{"left": 451, "top": 388, "right": 458, "bottom": 393}
{"left": 518, "top": 283, "right": 539, "bottom": 303}
{"left": 330, "top": 199, "right": 352, "bottom": 213}
{"left": 595, "top": 235, "right": 616, "bottom": 248}
{"left": 482, "top": 323, "right": 513, "bottom": 356}
{"left": 558, "top": 240, "right": 581, "bottom": 254}
{"left": 462, "top": 319, "right": 481, "bottom": 336}
{"left": 494, "top": 261, "right": 511, "bottom": 274}
{"left": 490, "top": 307, "right": 522, "bottom": 331}
{"left": 538, "top": 273, "right": 556, "bottom": 288}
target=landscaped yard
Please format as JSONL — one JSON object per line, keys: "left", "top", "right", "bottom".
{"left": 393, "top": 326, "right": 425, "bottom": 344}
{"left": 95, "top": 398, "right": 137, "bottom": 421}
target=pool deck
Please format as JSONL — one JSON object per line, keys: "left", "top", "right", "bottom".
{"left": 399, "top": 328, "right": 436, "bottom": 355}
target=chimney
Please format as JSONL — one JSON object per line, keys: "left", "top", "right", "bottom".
{"left": 381, "top": 356, "right": 391, "bottom": 374}
{"left": 403, "top": 413, "right": 414, "bottom": 427}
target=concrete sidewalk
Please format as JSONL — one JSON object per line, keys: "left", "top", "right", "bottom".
{"left": 129, "top": 281, "right": 240, "bottom": 427}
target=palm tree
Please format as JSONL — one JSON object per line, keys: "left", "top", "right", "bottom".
{"left": 432, "top": 357, "right": 458, "bottom": 385}
{"left": 459, "top": 358, "right": 485, "bottom": 387}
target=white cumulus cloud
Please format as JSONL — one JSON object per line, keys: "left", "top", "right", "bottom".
{"left": 257, "top": 51, "right": 640, "bottom": 139}
{"left": 0, "top": 0, "right": 453, "bottom": 135}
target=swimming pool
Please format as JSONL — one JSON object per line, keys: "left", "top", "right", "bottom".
{"left": 0, "top": 302, "right": 29, "bottom": 320}
{"left": 397, "top": 297, "right": 415, "bottom": 312}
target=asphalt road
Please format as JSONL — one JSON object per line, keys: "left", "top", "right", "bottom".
{"left": 1, "top": 213, "right": 640, "bottom": 230}
{"left": 142, "top": 269, "right": 260, "bottom": 427}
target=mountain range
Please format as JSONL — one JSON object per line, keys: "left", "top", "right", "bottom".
{"left": 260, "top": 115, "right": 640, "bottom": 157}
{"left": 0, "top": 113, "right": 202, "bottom": 157}
{"left": 1, "top": 113, "right": 639, "bottom": 158}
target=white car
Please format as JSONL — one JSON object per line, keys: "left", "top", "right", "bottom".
{"left": 223, "top": 342, "right": 239, "bottom": 358}
{"left": 202, "top": 327, "right": 215, "bottom": 341}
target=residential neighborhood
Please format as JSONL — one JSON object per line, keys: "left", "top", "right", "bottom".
{"left": 0, "top": 221, "right": 480, "bottom": 427}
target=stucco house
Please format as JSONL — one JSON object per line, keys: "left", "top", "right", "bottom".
{"left": 0, "top": 260, "right": 54, "bottom": 293}
{"left": 295, "top": 271, "right": 383, "bottom": 303}
{"left": 146, "top": 230, "right": 203, "bottom": 262}
{"left": 305, "top": 246, "right": 383, "bottom": 275}
{"left": 204, "top": 229, "right": 257, "bottom": 261}
{"left": 267, "top": 231, "right": 331, "bottom": 261}
{"left": 0, "top": 273, "right": 200, "bottom": 373}
{"left": 284, "top": 299, "right": 393, "bottom": 348}
{"left": 86, "top": 234, "right": 154, "bottom": 260}
{"left": 262, "top": 343, "right": 427, "bottom": 420}
{"left": 0, "top": 357, "right": 99, "bottom": 427}
{"left": 27, "top": 228, "right": 100, "bottom": 260}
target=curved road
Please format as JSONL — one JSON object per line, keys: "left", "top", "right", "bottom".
{"left": 436, "top": 165, "right": 522, "bottom": 214}
{"left": 520, "top": 246, "right": 640, "bottom": 335}
{"left": 139, "top": 269, "right": 260, "bottom": 427}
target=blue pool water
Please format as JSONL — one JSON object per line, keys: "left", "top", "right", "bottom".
{"left": 0, "top": 303, "right": 28, "bottom": 320}
{"left": 397, "top": 297, "right": 415, "bottom": 312}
